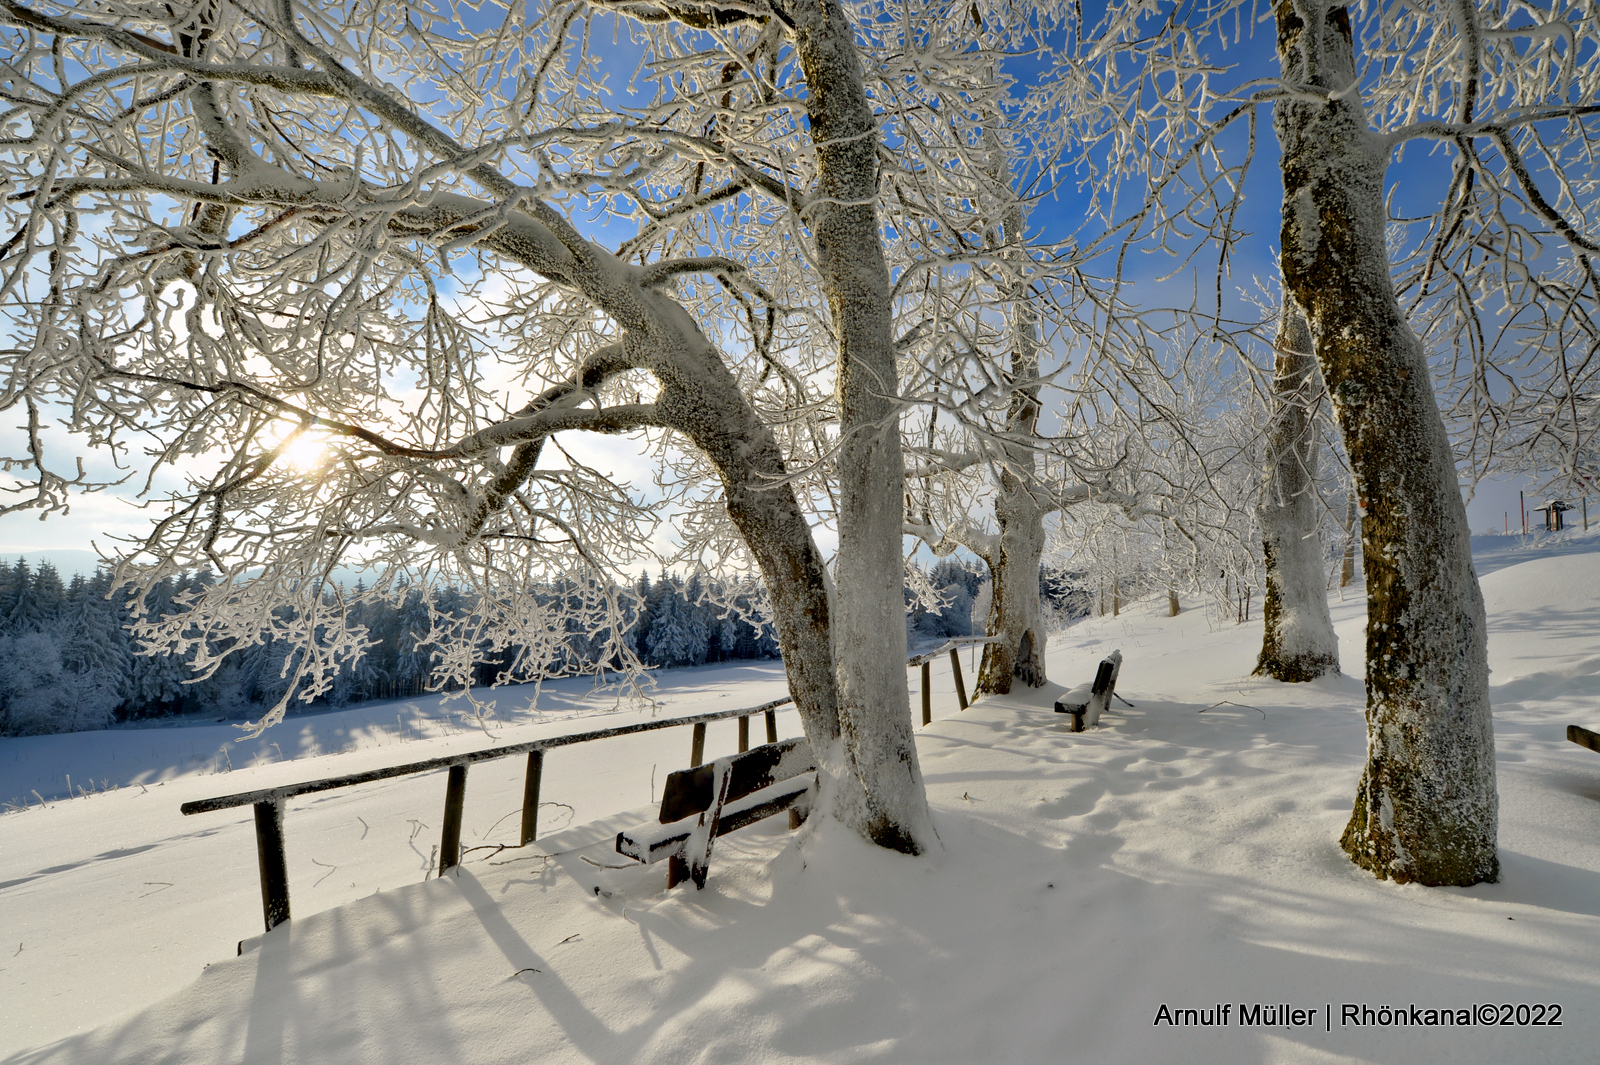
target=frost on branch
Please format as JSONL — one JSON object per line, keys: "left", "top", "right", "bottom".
{"left": 0, "top": 0, "right": 1094, "bottom": 850}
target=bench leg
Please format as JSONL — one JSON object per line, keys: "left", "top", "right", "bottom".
{"left": 439, "top": 764, "right": 468, "bottom": 875}
{"left": 253, "top": 799, "right": 291, "bottom": 932}
{"left": 520, "top": 750, "right": 544, "bottom": 847}
{"left": 684, "top": 762, "right": 733, "bottom": 890}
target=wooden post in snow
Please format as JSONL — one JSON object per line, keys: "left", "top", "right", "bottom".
{"left": 253, "top": 798, "right": 291, "bottom": 932}
{"left": 439, "top": 764, "right": 467, "bottom": 875}
{"left": 921, "top": 661, "right": 933, "bottom": 725}
{"left": 950, "top": 648, "right": 969, "bottom": 710}
{"left": 520, "top": 749, "right": 544, "bottom": 846}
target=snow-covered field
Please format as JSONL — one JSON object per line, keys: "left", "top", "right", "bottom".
{"left": 3, "top": 533, "right": 1599, "bottom": 1063}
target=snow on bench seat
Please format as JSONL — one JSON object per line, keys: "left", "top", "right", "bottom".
{"left": 616, "top": 737, "right": 816, "bottom": 889}
{"left": 1054, "top": 650, "right": 1123, "bottom": 731}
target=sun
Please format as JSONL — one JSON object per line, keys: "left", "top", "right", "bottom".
{"left": 278, "top": 431, "right": 330, "bottom": 471}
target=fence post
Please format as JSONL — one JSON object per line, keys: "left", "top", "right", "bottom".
{"left": 950, "top": 647, "right": 969, "bottom": 710}
{"left": 738, "top": 715, "right": 750, "bottom": 753}
{"left": 520, "top": 749, "right": 544, "bottom": 847}
{"left": 439, "top": 764, "right": 468, "bottom": 875}
{"left": 690, "top": 722, "right": 707, "bottom": 767}
{"left": 921, "top": 661, "right": 932, "bottom": 725}
{"left": 253, "top": 798, "right": 291, "bottom": 932}
{"left": 764, "top": 709, "right": 778, "bottom": 744}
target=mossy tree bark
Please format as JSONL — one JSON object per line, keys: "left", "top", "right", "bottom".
{"left": 1275, "top": 0, "right": 1498, "bottom": 885}
{"left": 1254, "top": 298, "right": 1340, "bottom": 682}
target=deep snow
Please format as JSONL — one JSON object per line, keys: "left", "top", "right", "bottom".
{"left": 2, "top": 532, "right": 1599, "bottom": 1063}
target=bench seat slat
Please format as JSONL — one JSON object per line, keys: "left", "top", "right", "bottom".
{"left": 616, "top": 775, "right": 814, "bottom": 866}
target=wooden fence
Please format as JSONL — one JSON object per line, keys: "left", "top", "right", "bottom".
{"left": 908, "top": 636, "right": 1002, "bottom": 724}
{"left": 183, "top": 637, "right": 1002, "bottom": 936}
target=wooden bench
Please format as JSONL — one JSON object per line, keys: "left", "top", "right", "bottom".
{"left": 1054, "top": 650, "right": 1124, "bottom": 732}
{"left": 616, "top": 736, "right": 816, "bottom": 889}
{"left": 1569, "top": 725, "right": 1600, "bottom": 755}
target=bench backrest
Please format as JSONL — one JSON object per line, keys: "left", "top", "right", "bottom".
{"left": 659, "top": 736, "right": 816, "bottom": 822}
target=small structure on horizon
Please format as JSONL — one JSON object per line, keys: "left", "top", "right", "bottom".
{"left": 1534, "top": 500, "right": 1574, "bottom": 531}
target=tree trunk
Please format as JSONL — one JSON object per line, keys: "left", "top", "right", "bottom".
{"left": 1275, "top": 1, "right": 1497, "bottom": 885}
{"left": 1255, "top": 298, "right": 1340, "bottom": 681}
{"left": 644, "top": 316, "right": 842, "bottom": 761}
{"left": 975, "top": 148, "right": 1048, "bottom": 697}
{"left": 975, "top": 499, "right": 1046, "bottom": 694}
{"left": 792, "top": 0, "right": 934, "bottom": 854}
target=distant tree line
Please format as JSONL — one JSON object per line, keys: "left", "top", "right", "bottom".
{"left": 0, "top": 560, "right": 785, "bottom": 736}
{"left": 0, "top": 556, "right": 1087, "bottom": 737}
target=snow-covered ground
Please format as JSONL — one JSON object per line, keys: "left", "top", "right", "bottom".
{"left": 3, "top": 532, "right": 1599, "bottom": 1063}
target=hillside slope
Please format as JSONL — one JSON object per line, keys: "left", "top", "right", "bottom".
{"left": 4, "top": 536, "right": 1600, "bottom": 1063}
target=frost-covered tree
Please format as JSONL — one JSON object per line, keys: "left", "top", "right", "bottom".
{"left": 1048, "top": 0, "right": 1600, "bottom": 884}
{"left": 0, "top": 630, "right": 119, "bottom": 735}
{"left": 1273, "top": 0, "right": 1498, "bottom": 885}
{"left": 644, "top": 576, "right": 709, "bottom": 667}
{"left": 58, "top": 569, "right": 132, "bottom": 688}
{"left": 895, "top": 110, "right": 1093, "bottom": 697}
{"left": 1254, "top": 299, "right": 1339, "bottom": 681}
{"left": 0, "top": 0, "right": 1089, "bottom": 853}
{"left": 126, "top": 575, "right": 193, "bottom": 713}
{"left": 0, "top": 558, "right": 49, "bottom": 632}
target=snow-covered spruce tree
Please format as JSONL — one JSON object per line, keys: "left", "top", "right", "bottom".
{"left": 1274, "top": 1, "right": 1495, "bottom": 884}
{"left": 0, "top": 0, "right": 1082, "bottom": 853}
{"left": 1254, "top": 297, "right": 1339, "bottom": 681}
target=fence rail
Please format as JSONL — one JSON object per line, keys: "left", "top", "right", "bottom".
{"left": 180, "top": 698, "right": 791, "bottom": 815}
{"left": 909, "top": 635, "right": 1001, "bottom": 724}
{"left": 185, "top": 638, "right": 1003, "bottom": 937}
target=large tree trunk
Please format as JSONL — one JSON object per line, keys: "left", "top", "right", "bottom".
{"left": 976, "top": 128, "right": 1048, "bottom": 697}
{"left": 1254, "top": 298, "right": 1340, "bottom": 681}
{"left": 975, "top": 493, "right": 1046, "bottom": 695}
{"left": 1274, "top": 1, "right": 1497, "bottom": 885}
{"left": 642, "top": 314, "right": 843, "bottom": 767}
{"left": 792, "top": 0, "right": 934, "bottom": 854}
